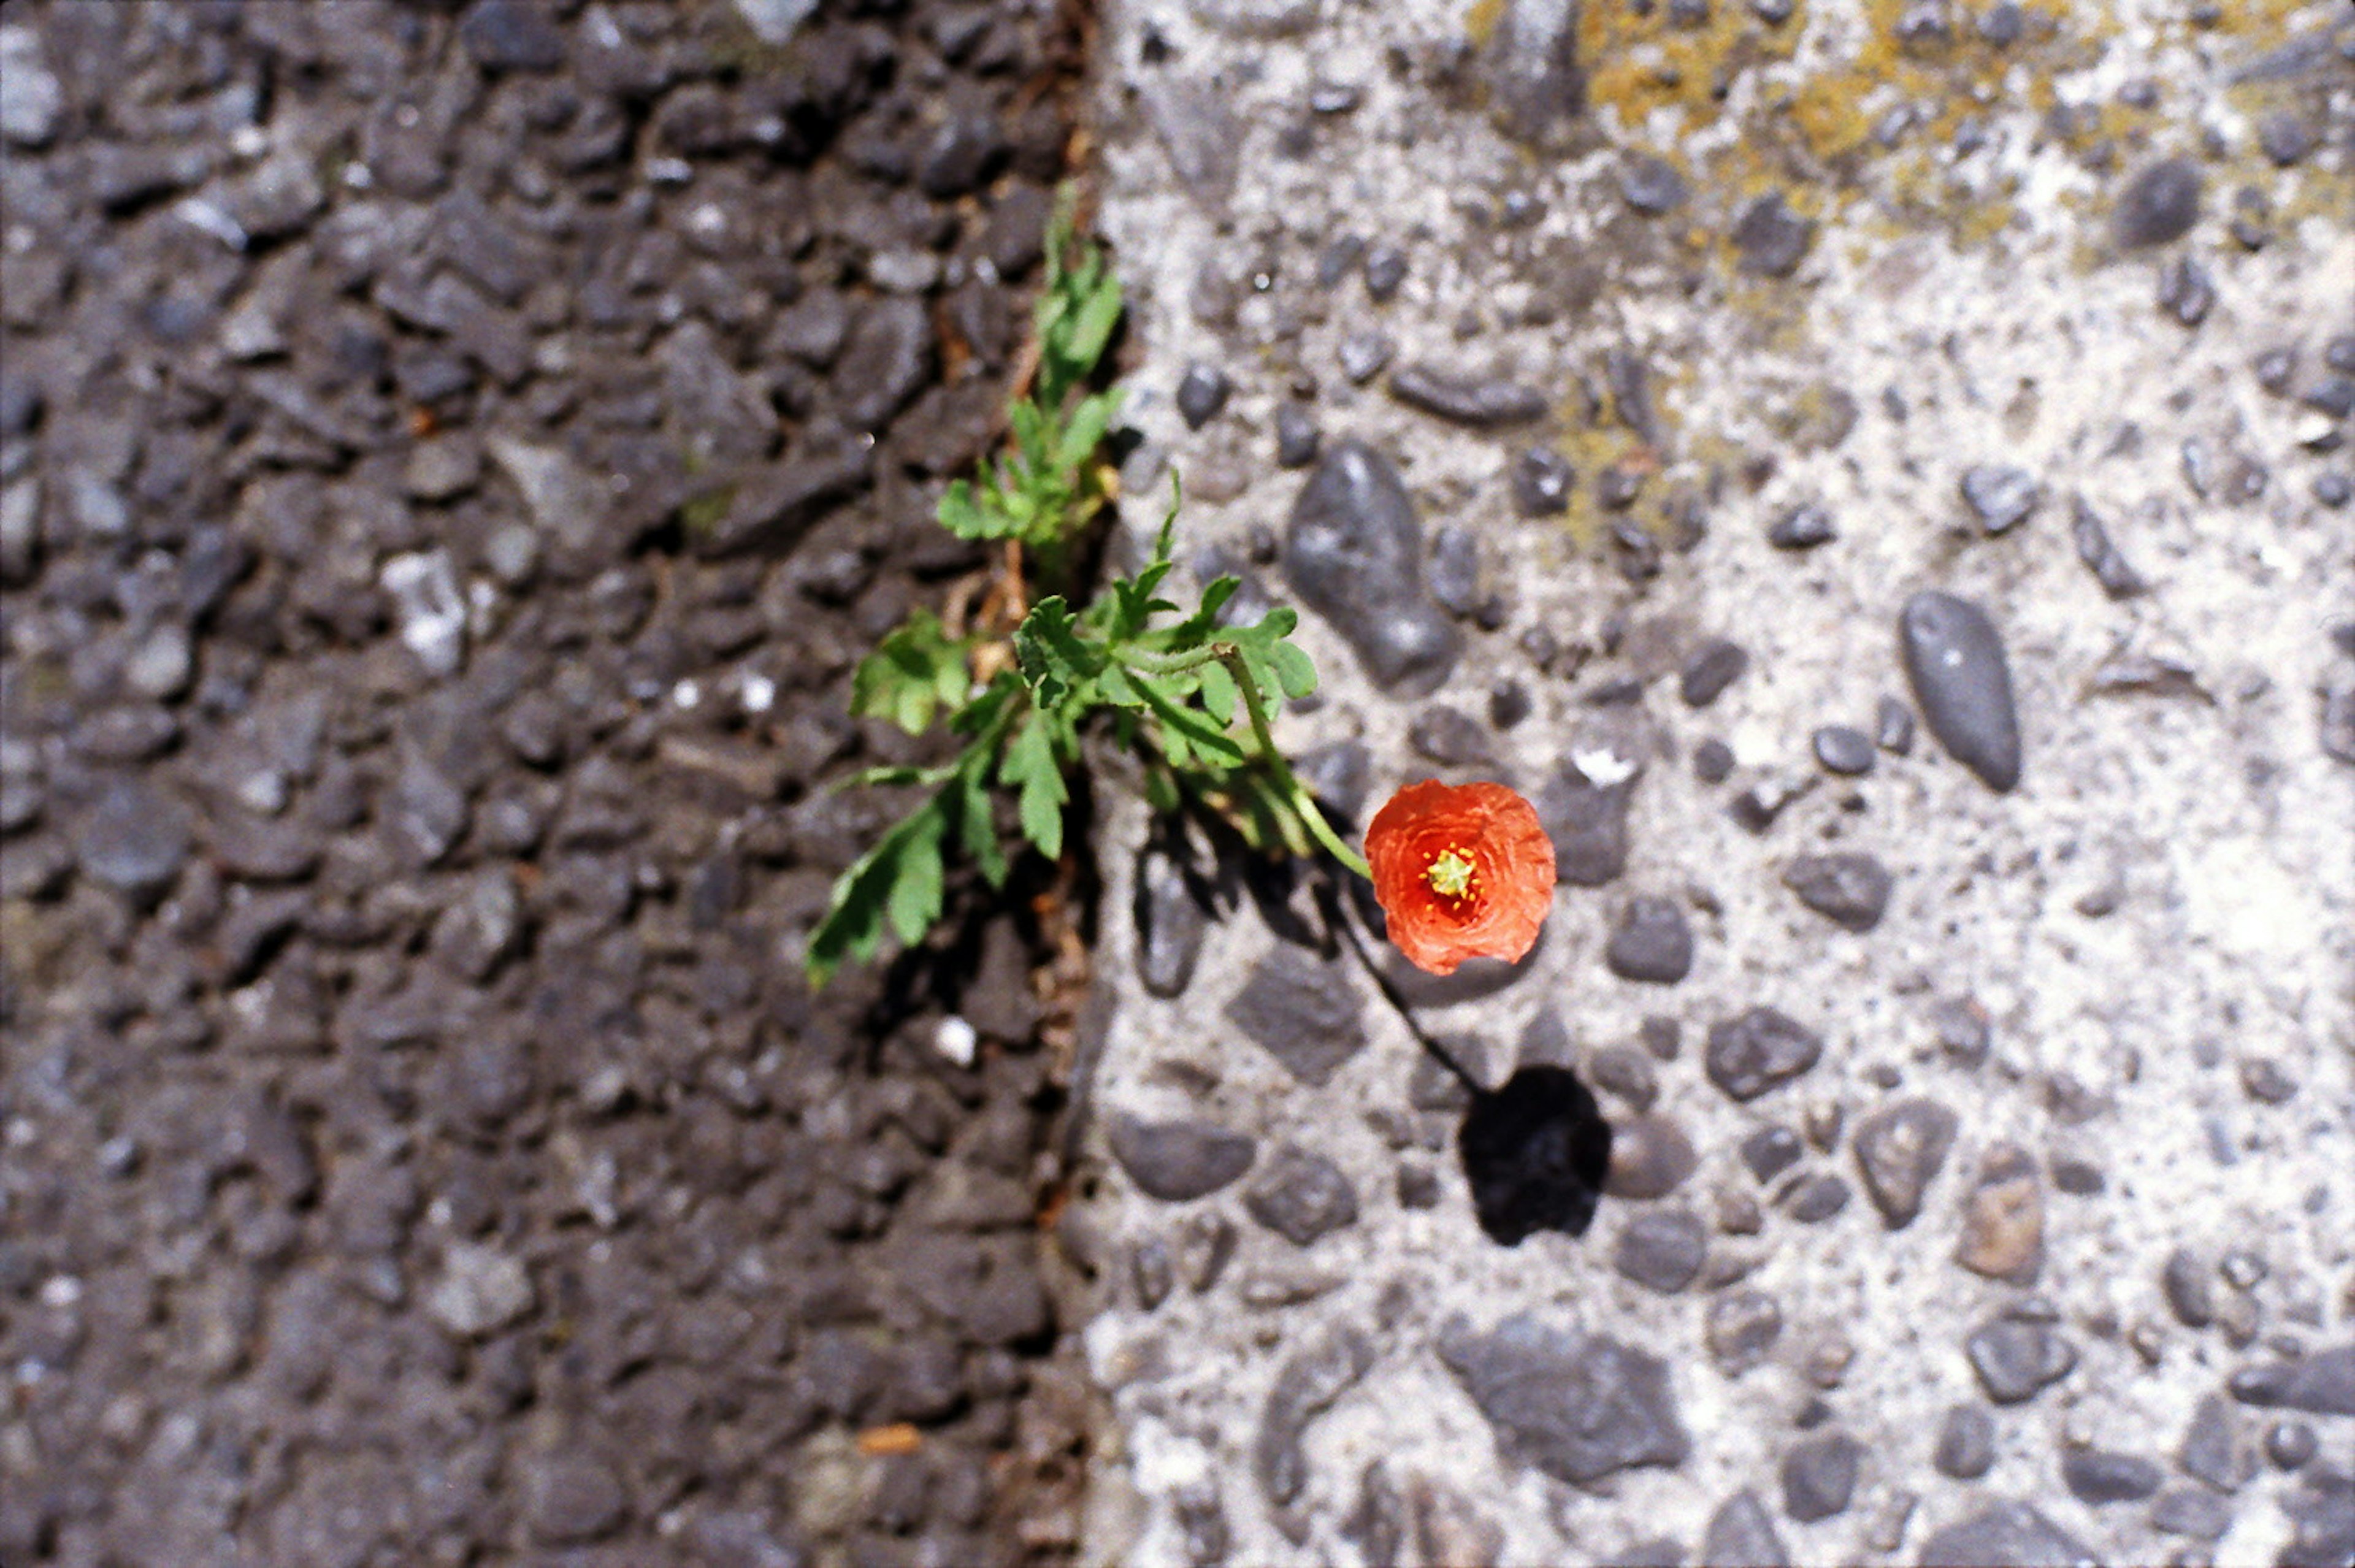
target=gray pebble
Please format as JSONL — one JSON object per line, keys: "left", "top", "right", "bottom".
{"left": 1708, "top": 1008, "right": 1823, "bottom": 1101}
{"left": 1438, "top": 1314, "right": 1689, "bottom": 1483}
{"left": 1783, "top": 1432, "right": 1863, "bottom": 1521}
{"left": 1477, "top": 0, "right": 1585, "bottom": 149}
{"left": 1933, "top": 1404, "right": 1996, "bottom": 1479}
{"left": 1743, "top": 1126, "right": 1805, "bottom": 1185}
{"left": 1851, "top": 1098, "right": 1957, "bottom": 1228}
{"left": 1254, "top": 1329, "right": 1373, "bottom": 1509}
{"left": 461, "top": 0, "right": 567, "bottom": 71}
{"left": 1768, "top": 503, "right": 1836, "bottom": 549}
{"left": 1389, "top": 364, "right": 1548, "bottom": 427}
{"left": 1604, "top": 1114, "right": 1698, "bottom": 1201}
{"left": 1396, "top": 1163, "right": 1441, "bottom": 1209}
{"left": 1225, "top": 947, "right": 1369, "bottom": 1086}
{"left": 1783, "top": 1174, "right": 1850, "bottom": 1223}
{"left": 2158, "top": 253, "right": 2215, "bottom": 327}
{"left": 2257, "top": 110, "right": 2318, "bottom": 166}
{"left": 1407, "top": 705, "right": 1493, "bottom": 767}
{"left": 1783, "top": 852, "right": 1894, "bottom": 933}
{"left": 78, "top": 778, "right": 192, "bottom": 896}
{"left": 1338, "top": 332, "right": 1396, "bottom": 386}
{"left": 2063, "top": 1447, "right": 2162, "bottom": 1504}
{"left": 1177, "top": 362, "right": 1231, "bottom": 429}
{"left": 2227, "top": 1342, "right": 2355, "bottom": 1417}
{"left": 1427, "top": 527, "right": 1484, "bottom": 617}
{"left": 1920, "top": 1502, "right": 2094, "bottom": 1568}
{"left": 1284, "top": 440, "right": 1460, "bottom": 695}
{"left": 1959, "top": 465, "right": 2040, "bottom": 534}
{"left": 2069, "top": 497, "right": 2150, "bottom": 598}
{"left": 1731, "top": 193, "right": 1814, "bottom": 278}
{"left": 521, "top": 1453, "right": 627, "bottom": 1545}
{"left": 1899, "top": 591, "right": 2022, "bottom": 792}
{"left": 1363, "top": 243, "right": 1408, "bottom": 300}
{"left": 1588, "top": 1045, "right": 1660, "bottom": 1110}
{"left": 1604, "top": 897, "right": 1694, "bottom": 985}
{"left": 1875, "top": 695, "right": 1915, "bottom": 754}
{"left": 1243, "top": 1147, "right": 1359, "bottom": 1246}
{"left": 1274, "top": 403, "right": 1320, "bottom": 469}
{"left": 2316, "top": 472, "right": 2351, "bottom": 508}
{"left": 1135, "top": 844, "right": 1207, "bottom": 998}
{"left": 1813, "top": 725, "right": 1875, "bottom": 775}
{"left": 1488, "top": 681, "right": 1532, "bottom": 729}
{"left": 1106, "top": 1116, "right": 1256, "bottom": 1202}
{"left": 1707, "top": 1288, "right": 1782, "bottom": 1374}
{"left": 1680, "top": 638, "right": 1749, "bottom": 707}
{"left": 2266, "top": 1420, "right": 2316, "bottom": 1470}
{"left": 1966, "top": 1314, "right": 2077, "bottom": 1403}
{"left": 2179, "top": 1393, "right": 2251, "bottom": 1493}
{"left": 1929, "top": 996, "right": 1992, "bottom": 1066}
{"left": 1702, "top": 1490, "right": 1790, "bottom": 1568}
{"left": 2115, "top": 158, "right": 2202, "bottom": 248}
{"left": 1693, "top": 738, "right": 1736, "bottom": 784}
{"left": 1614, "top": 1206, "right": 1707, "bottom": 1293}
{"left": 1511, "top": 447, "right": 1575, "bottom": 516}
{"left": 1534, "top": 746, "right": 1641, "bottom": 887}
{"left": 1317, "top": 234, "right": 1366, "bottom": 289}
{"left": 1620, "top": 155, "right": 1689, "bottom": 214}
{"left": 2239, "top": 1056, "right": 2297, "bottom": 1104}
{"left": 2150, "top": 1486, "right": 2234, "bottom": 1542}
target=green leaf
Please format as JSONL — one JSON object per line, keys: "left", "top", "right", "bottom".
{"left": 1000, "top": 714, "right": 1068, "bottom": 860}
{"left": 1197, "top": 658, "right": 1237, "bottom": 726}
{"left": 1271, "top": 640, "right": 1319, "bottom": 700}
{"left": 806, "top": 801, "right": 946, "bottom": 988}
{"left": 851, "top": 611, "right": 971, "bottom": 735}
{"left": 1135, "top": 675, "right": 1246, "bottom": 769}
{"left": 1013, "top": 595, "right": 1105, "bottom": 708}
{"left": 946, "top": 755, "right": 1008, "bottom": 889}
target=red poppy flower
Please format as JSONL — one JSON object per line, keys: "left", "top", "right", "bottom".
{"left": 1364, "top": 779, "right": 1555, "bottom": 976}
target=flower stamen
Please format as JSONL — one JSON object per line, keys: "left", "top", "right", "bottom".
{"left": 1426, "top": 846, "right": 1479, "bottom": 904}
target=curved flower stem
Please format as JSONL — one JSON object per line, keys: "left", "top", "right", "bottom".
{"left": 1208, "top": 643, "right": 1373, "bottom": 881}
{"left": 1115, "top": 640, "right": 1373, "bottom": 880}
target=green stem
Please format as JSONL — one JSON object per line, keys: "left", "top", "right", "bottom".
{"left": 1209, "top": 643, "right": 1372, "bottom": 881}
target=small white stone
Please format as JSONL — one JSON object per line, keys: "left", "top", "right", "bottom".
{"left": 380, "top": 549, "right": 467, "bottom": 677}
{"left": 672, "top": 679, "right": 702, "bottom": 709}
{"left": 37, "top": 1275, "right": 80, "bottom": 1309}
{"left": 740, "top": 672, "right": 777, "bottom": 714}
{"left": 935, "top": 1016, "right": 979, "bottom": 1068}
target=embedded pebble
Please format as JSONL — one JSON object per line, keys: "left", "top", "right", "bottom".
{"left": 1731, "top": 193, "right": 1813, "bottom": 278}
{"left": 1955, "top": 1143, "right": 2044, "bottom": 1282}
{"left": 1920, "top": 1502, "right": 2094, "bottom": 1568}
{"left": 1106, "top": 1117, "right": 1255, "bottom": 1202}
{"left": 1135, "top": 844, "right": 1207, "bottom": 998}
{"left": 1812, "top": 725, "right": 1875, "bottom": 775}
{"left": 2063, "top": 1447, "right": 2162, "bottom": 1505}
{"left": 2178, "top": 1393, "right": 2250, "bottom": 1493}
{"left": 1706, "top": 1008, "right": 1824, "bottom": 1101}
{"left": 1933, "top": 1404, "right": 1996, "bottom": 1478}
{"left": 1284, "top": 440, "right": 1459, "bottom": 694}
{"left": 1534, "top": 741, "right": 1641, "bottom": 887}
{"left": 1274, "top": 403, "right": 1320, "bottom": 469}
{"left": 1899, "top": 591, "right": 2022, "bottom": 792}
{"left": 1782, "top": 1432, "right": 1863, "bottom": 1521}
{"left": 1363, "top": 243, "right": 1408, "bottom": 300}
{"left": 1587, "top": 1046, "right": 1659, "bottom": 1111}
{"left": 1702, "top": 1490, "right": 1789, "bottom": 1568}
{"left": 2265, "top": 1420, "right": 2317, "bottom": 1471}
{"left": 1966, "top": 1312, "right": 2076, "bottom": 1403}
{"left": 1742, "top": 1126, "right": 1804, "bottom": 1185}
{"left": 1225, "top": 948, "right": 1368, "bottom": 1086}
{"left": 1959, "top": 465, "right": 2039, "bottom": 534}
{"left": 1767, "top": 503, "right": 1836, "bottom": 549}
{"left": 2070, "top": 497, "right": 2150, "bottom": 598}
{"left": 2150, "top": 1485, "right": 2233, "bottom": 1542}
{"left": 1338, "top": 332, "right": 1396, "bottom": 385}
{"left": 2114, "top": 158, "right": 2202, "bottom": 248}
{"left": 424, "top": 1242, "right": 535, "bottom": 1337}
{"left": 1254, "top": 1329, "right": 1373, "bottom": 1510}
{"left": 1176, "top": 362, "right": 1231, "bottom": 429}
{"left": 1437, "top": 1315, "right": 1689, "bottom": 1483}
{"left": 2158, "top": 254, "right": 2215, "bottom": 327}
{"left": 1706, "top": 1289, "right": 1782, "bottom": 1374}
{"left": 78, "top": 778, "right": 193, "bottom": 896}
{"left": 1619, "top": 155, "right": 1689, "bottom": 215}
{"left": 1851, "top": 1098, "right": 1957, "bottom": 1228}
{"left": 1782, "top": 852, "right": 1894, "bottom": 933}
{"left": 1604, "top": 897, "right": 1693, "bottom": 985}
{"left": 2257, "top": 110, "right": 2318, "bottom": 167}
{"left": 1783, "top": 1174, "right": 1850, "bottom": 1224}
{"left": 1603, "top": 1114, "right": 1698, "bottom": 1201}
{"left": 1613, "top": 1207, "right": 1707, "bottom": 1293}
{"left": 1693, "top": 738, "right": 1736, "bottom": 784}
{"left": 1511, "top": 447, "right": 1574, "bottom": 516}
{"left": 1243, "top": 1147, "right": 1358, "bottom": 1246}
{"left": 2227, "top": 1343, "right": 2355, "bottom": 1417}
{"left": 1388, "top": 365, "right": 1547, "bottom": 427}
{"left": 1875, "top": 695, "right": 1915, "bottom": 754}
{"left": 1680, "top": 638, "right": 1749, "bottom": 708}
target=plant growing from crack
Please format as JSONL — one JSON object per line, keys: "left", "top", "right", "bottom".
{"left": 806, "top": 194, "right": 1364, "bottom": 988}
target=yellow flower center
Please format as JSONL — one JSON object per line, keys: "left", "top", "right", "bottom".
{"left": 1426, "top": 846, "right": 1479, "bottom": 903}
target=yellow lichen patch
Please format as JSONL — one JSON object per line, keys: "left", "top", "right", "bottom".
{"left": 1465, "top": 0, "right": 1505, "bottom": 50}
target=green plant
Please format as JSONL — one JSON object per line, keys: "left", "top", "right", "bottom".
{"left": 804, "top": 199, "right": 1366, "bottom": 989}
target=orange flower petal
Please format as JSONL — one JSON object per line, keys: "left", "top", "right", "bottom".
{"left": 1365, "top": 779, "right": 1555, "bottom": 975}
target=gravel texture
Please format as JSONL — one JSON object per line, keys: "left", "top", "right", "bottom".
{"left": 0, "top": 2, "right": 1098, "bottom": 1563}
{"left": 1074, "top": 0, "right": 2355, "bottom": 1564}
